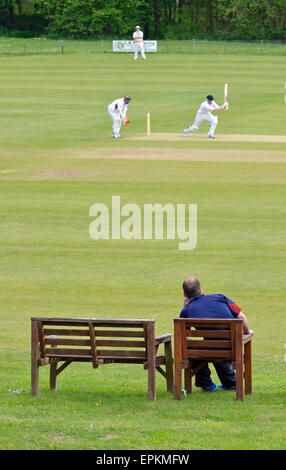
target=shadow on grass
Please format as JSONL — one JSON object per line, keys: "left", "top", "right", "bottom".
{"left": 31, "top": 388, "right": 173, "bottom": 404}
{"left": 28, "top": 386, "right": 257, "bottom": 406}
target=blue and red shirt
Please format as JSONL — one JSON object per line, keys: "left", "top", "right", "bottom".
{"left": 180, "top": 293, "right": 242, "bottom": 319}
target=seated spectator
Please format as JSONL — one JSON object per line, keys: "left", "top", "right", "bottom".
{"left": 180, "top": 277, "right": 254, "bottom": 392}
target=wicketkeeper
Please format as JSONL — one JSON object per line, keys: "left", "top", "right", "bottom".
{"left": 183, "top": 95, "right": 228, "bottom": 139}
{"left": 107, "top": 96, "right": 131, "bottom": 139}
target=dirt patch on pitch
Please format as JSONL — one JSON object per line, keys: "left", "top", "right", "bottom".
{"left": 76, "top": 147, "right": 286, "bottom": 163}
{"left": 38, "top": 170, "right": 97, "bottom": 179}
{"left": 130, "top": 133, "right": 286, "bottom": 143}
{"left": 0, "top": 169, "right": 26, "bottom": 174}
{"left": 43, "top": 146, "right": 286, "bottom": 164}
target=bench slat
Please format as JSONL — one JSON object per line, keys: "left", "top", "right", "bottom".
{"left": 46, "top": 348, "right": 91, "bottom": 356}
{"left": 97, "top": 349, "right": 147, "bottom": 358}
{"left": 37, "top": 318, "right": 152, "bottom": 327}
{"left": 47, "top": 354, "right": 92, "bottom": 360}
{"left": 45, "top": 338, "right": 146, "bottom": 348}
{"left": 184, "top": 321, "right": 232, "bottom": 328}
{"left": 44, "top": 328, "right": 146, "bottom": 338}
{"left": 46, "top": 348, "right": 147, "bottom": 358}
{"left": 96, "top": 340, "right": 146, "bottom": 348}
{"left": 187, "top": 340, "right": 232, "bottom": 349}
{"left": 45, "top": 355, "right": 146, "bottom": 363}
{"left": 186, "top": 349, "right": 232, "bottom": 358}
{"left": 45, "top": 338, "right": 90, "bottom": 346}
{"left": 180, "top": 318, "right": 233, "bottom": 324}
{"left": 44, "top": 328, "right": 90, "bottom": 337}
{"left": 187, "top": 330, "right": 231, "bottom": 338}
{"left": 95, "top": 330, "right": 145, "bottom": 338}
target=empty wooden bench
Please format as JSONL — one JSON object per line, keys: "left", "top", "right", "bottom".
{"left": 31, "top": 317, "right": 174, "bottom": 400}
{"left": 174, "top": 318, "right": 252, "bottom": 401}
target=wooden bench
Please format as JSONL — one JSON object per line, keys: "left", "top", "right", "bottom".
{"left": 174, "top": 318, "right": 252, "bottom": 401}
{"left": 31, "top": 317, "right": 174, "bottom": 400}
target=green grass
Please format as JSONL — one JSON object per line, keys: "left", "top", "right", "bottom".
{"left": 0, "top": 51, "right": 286, "bottom": 450}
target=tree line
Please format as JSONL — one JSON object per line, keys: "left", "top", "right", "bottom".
{"left": 0, "top": 0, "right": 285, "bottom": 40}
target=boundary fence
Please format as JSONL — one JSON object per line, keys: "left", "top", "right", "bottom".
{"left": 0, "top": 38, "right": 285, "bottom": 56}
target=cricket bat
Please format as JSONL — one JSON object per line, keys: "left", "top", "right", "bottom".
{"left": 224, "top": 83, "right": 229, "bottom": 110}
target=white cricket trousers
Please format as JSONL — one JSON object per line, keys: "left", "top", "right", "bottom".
{"left": 134, "top": 42, "right": 146, "bottom": 60}
{"left": 108, "top": 107, "right": 122, "bottom": 137}
{"left": 186, "top": 113, "right": 218, "bottom": 137}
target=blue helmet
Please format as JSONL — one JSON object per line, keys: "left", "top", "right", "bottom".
{"left": 207, "top": 94, "right": 214, "bottom": 101}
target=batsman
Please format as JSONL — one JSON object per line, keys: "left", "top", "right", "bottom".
{"left": 183, "top": 86, "right": 229, "bottom": 139}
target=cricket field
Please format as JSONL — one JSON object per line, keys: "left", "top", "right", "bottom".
{"left": 0, "top": 50, "right": 285, "bottom": 450}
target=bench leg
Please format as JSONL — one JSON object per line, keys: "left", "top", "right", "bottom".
{"left": 174, "top": 367, "right": 182, "bottom": 400}
{"left": 31, "top": 320, "right": 39, "bottom": 396}
{"left": 244, "top": 341, "right": 252, "bottom": 395}
{"left": 235, "top": 355, "right": 243, "bottom": 401}
{"left": 174, "top": 321, "right": 182, "bottom": 400}
{"left": 235, "top": 322, "right": 244, "bottom": 401}
{"left": 147, "top": 323, "right": 156, "bottom": 401}
{"left": 184, "top": 362, "right": 192, "bottom": 394}
{"left": 164, "top": 340, "right": 174, "bottom": 393}
{"left": 31, "top": 361, "right": 39, "bottom": 396}
{"left": 50, "top": 363, "right": 57, "bottom": 391}
{"left": 148, "top": 364, "right": 156, "bottom": 401}
{"left": 236, "top": 366, "right": 243, "bottom": 401}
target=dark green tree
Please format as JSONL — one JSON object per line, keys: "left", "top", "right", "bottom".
{"left": 1, "top": 0, "right": 284, "bottom": 40}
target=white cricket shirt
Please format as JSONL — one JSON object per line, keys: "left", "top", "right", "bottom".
{"left": 133, "top": 30, "right": 143, "bottom": 42}
{"left": 108, "top": 98, "right": 128, "bottom": 119}
{"left": 197, "top": 100, "right": 219, "bottom": 116}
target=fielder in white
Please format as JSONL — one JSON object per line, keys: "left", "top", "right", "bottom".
{"left": 183, "top": 94, "right": 228, "bottom": 139}
{"left": 107, "top": 96, "right": 131, "bottom": 138}
{"left": 133, "top": 25, "right": 146, "bottom": 60}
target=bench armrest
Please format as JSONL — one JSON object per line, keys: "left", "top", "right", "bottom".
{"left": 155, "top": 334, "right": 172, "bottom": 345}
{"left": 243, "top": 333, "right": 253, "bottom": 344}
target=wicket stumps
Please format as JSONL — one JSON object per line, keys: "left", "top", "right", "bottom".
{"left": 147, "top": 113, "right": 151, "bottom": 136}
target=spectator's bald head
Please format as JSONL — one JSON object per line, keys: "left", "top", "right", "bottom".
{"left": 183, "top": 277, "right": 201, "bottom": 299}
